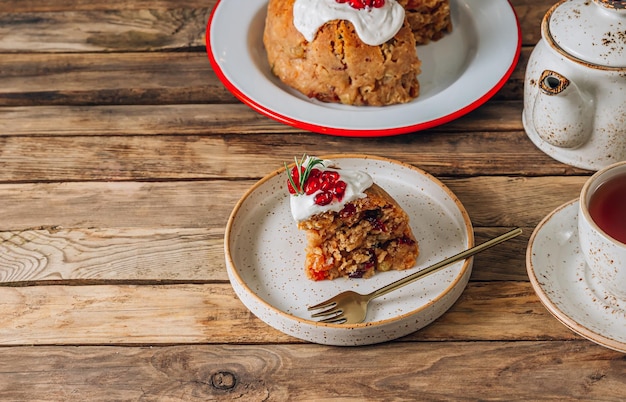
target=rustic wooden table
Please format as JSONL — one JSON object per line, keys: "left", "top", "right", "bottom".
{"left": 0, "top": 0, "right": 624, "bottom": 400}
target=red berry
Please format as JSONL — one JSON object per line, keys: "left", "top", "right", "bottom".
{"left": 332, "top": 180, "right": 347, "bottom": 200}
{"left": 340, "top": 203, "right": 357, "bottom": 218}
{"left": 291, "top": 166, "right": 300, "bottom": 179}
{"left": 304, "top": 178, "right": 320, "bottom": 195}
{"left": 301, "top": 168, "right": 320, "bottom": 194}
{"left": 319, "top": 171, "right": 337, "bottom": 192}
{"left": 321, "top": 170, "right": 339, "bottom": 183}
{"left": 349, "top": 0, "right": 365, "bottom": 9}
{"left": 314, "top": 192, "right": 334, "bottom": 206}
{"left": 336, "top": 0, "right": 384, "bottom": 9}
{"left": 287, "top": 166, "right": 307, "bottom": 194}
{"left": 290, "top": 166, "right": 302, "bottom": 188}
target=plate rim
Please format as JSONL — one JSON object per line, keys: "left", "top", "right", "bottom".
{"left": 526, "top": 198, "right": 626, "bottom": 353}
{"left": 206, "top": 0, "right": 522, "bottom": 137}
{"left": 224, "top": 153, "right": 475, "bottom": 331}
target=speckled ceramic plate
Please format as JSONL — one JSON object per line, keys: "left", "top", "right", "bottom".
{"left": 527, "top": 199, "right": 626, "bottom": 353}
{"left": 224, "top": 154, "right": 474, "bottom": 346}
{"left": 206, "top": 0, "right": 521, "bottom": 136}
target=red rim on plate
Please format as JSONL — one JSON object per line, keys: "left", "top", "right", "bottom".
{"left": 206, "top": 0, "right": 521, "bottom": 137}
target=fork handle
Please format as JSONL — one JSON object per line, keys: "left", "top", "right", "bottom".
{"left": 368, "top": 228, "right": 522, "bottom": 300}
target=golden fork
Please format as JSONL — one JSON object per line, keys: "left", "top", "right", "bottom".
{"left": 308, "top": 227, "right": 523, "bottom": 324}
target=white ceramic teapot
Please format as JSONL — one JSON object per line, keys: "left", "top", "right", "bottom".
{"left": 523, "top": 0, "right": 626, "bottom": 171}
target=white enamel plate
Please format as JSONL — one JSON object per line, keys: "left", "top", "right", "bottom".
{"left": 224, "top": 155, "right": 474, "bottom": 345}
{"left": 207, "top": 0, "right": 521, "bottom": 136}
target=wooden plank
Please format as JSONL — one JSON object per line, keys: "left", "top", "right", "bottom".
{"left": 0, "top": 227, "right": 224, "bottom": 283}
{"left": 0, "top": 105, "right": 288, "bottom": 136}
{"left": 447, "top": 176, "right": 584, "bottom": 226}
{"left": 0, "top": 177, "right": 585, "bottom": 229}
{"left": 0, "top": 341, "right": 623, "bottom": 401}
{"left": 0, "top": 282, "right": 579, "bottom": 345}
{"left": 0, "top": 127, "right": 589, "bottom": 179}
{"left": 0, "top": 0, "right": 218, "bottom": 13}
{"left": 0, "top": 181, "right": 237, "bottom": 230}
{"left": 0, "top": 8, "right": 210, "bottom": 52}
{"left": 0, "top": 52, "right": 236, "bottom": 106}
{"left": 514, "top": 0, "right": 553, "bottom": 45}
{"left": 0, "top": 284, "right": 262, "bottom": 345}
{"left": 470, "top": 227, "right": 532, "bottom": 281}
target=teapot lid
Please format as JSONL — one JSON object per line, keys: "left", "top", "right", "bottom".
{"left": 544, "top": 0, "right": 626, "bottom": 68}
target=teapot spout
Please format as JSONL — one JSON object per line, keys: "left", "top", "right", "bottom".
{"left": 532, "top": 70, "right": 594, "bottom": 149}
{"left": 539, "top": 69, "right": 570, "bottom": 96}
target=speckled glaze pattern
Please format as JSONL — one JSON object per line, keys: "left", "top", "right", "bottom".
{"left": 527, "top": 199, "right": 626, "bottom": 353}
{"left": 224, "top": 154, "right": 474, "bottom": 346}
{"left": 522, "top": 0, "right": 626, "bottom": 171}
{"left": 578, "top": 161, "right": 626, "bottom": 300}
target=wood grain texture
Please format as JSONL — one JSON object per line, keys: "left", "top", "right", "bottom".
{"left": 0, "top": 130, "right": 589, "bottom": 180}
{"left": 0, "top": 181, "right": 232, "bottom": 229}
{"left": 0, "top": 342, "right": 624, "bottom": 401}
{"left": 0, "top": 282, "right": 581, "bottom": 345}
{"left": 0, "top": 52, "right": 237, "bottom": 106}
{"left": 0, "top": 105, "right": 285, "bottom": 136}
{"left": 0, "top": 8, "right": 210, "bottom": 52}
{"left": 0, "top": 0, "right": 218, "bottom": 13}
{"left": 0, "top": 227, "right": 223, "bottom": 283}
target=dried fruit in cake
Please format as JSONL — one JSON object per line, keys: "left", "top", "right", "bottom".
{"left": 286, "top": 155, "right": 419, "bottom": 280}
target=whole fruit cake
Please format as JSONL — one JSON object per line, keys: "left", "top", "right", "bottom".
{"left": 263, "top": 0, "right": 452, "bottom": 106}
{"left": 286, "top": 155, "right": 419, "bottom": 280}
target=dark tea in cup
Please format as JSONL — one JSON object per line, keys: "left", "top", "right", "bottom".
{"left": 579, "top": 161, "right": 626, "bottom": 300}
{"left": 588, "top": 173, "right": 626, "bottom": 244}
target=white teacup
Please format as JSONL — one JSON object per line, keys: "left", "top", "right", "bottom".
{"left": 578, "top": 161, "right": 626, "bottom": 300}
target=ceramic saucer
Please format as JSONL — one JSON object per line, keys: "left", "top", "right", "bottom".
{"left": 526, "top": 199, "right": 626, "bottom": 353}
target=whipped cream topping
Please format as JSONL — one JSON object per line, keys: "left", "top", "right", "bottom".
{"left": 289, "top": 158, "right": 373, "bottom": 222}
{"left": 292, "top": 0, "right": 405, "bottom": 46}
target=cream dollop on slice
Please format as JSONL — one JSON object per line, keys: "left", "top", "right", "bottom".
{"left": 293, "top": 0, "right": 405, "bottom": 46}
{"left": 290, "top": 159, "right": 373, "bottom": 222}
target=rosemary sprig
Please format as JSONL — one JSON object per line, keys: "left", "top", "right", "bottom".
{"left": 285, "top": 154, "right": 325, "bottom": 195}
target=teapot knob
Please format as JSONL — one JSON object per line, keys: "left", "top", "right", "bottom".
{"left": 532, "top": 70, "right": 594, "bottom": 149}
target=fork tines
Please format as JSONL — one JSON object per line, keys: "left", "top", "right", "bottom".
{"left": 307, "top": 300, "right": 346, "bottom": 323}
